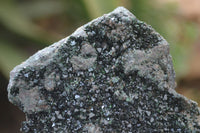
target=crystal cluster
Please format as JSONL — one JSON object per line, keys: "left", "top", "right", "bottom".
{"left": 8, "top": 7, "right": 200, "bottom": 132}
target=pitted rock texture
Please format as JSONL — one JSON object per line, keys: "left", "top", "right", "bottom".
{"left": 7, "top": 7, "right": 200, "bottom": 132}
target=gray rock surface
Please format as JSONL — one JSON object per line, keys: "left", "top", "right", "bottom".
{"left": 7, "top": 7, "right": 200, "bottom": 132}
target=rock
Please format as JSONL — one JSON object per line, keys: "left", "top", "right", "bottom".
{"left": 7, "top": 7, "right": 200, "bottom": 132}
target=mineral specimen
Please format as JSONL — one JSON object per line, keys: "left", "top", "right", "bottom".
{"left": 7, "top": 7, "right": 200, "bottom": 132}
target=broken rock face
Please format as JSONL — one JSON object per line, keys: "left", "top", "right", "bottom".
{"left": 7, "top": 7, "right": 200, "bottom": 132}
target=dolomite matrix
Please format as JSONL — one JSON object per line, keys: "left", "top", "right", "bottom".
{"left": 7, "top": 7, "right": 200, "bottom": 132}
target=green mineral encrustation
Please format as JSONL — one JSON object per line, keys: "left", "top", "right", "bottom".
{"left": 7, "top": 7, "right": 200, "bottom": 132}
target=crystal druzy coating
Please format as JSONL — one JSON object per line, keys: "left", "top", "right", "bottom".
{"left": 8, "top": 7, "right": 200, "bottom": 132}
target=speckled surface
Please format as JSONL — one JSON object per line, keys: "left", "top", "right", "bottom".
{"left": 7, "top": 7, "right": 200, "bottom": 132}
